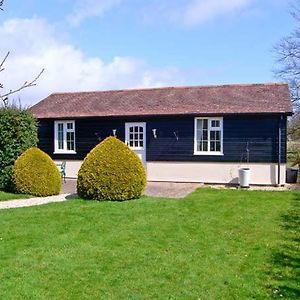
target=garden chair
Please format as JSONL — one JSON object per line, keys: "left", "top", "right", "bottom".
{"left": 56, "top": 161, "right": 66, "bottom": 183}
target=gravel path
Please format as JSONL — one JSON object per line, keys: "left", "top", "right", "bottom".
{"left": 0, "top": 194, "right": 71, "bottom": 210}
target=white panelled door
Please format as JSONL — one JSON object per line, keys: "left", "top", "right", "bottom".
{"left": 125, "top": 122, "right": 146, "bottom": 164}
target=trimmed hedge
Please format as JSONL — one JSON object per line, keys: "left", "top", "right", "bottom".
{"left": 13, "top": 147, "right": 61, "bottom": 196}
{"left": 0, "top": 107, "right": 38, "bottom": 191}
{"left": 77, "top": 136, "right": 146, "bottom": 201}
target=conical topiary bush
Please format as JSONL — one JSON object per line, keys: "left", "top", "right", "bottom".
{"left": 77, "top": 136, "right": 146, "bottom": 201}
{"left": 13, "top": 147, "right": 61, "bottom": 196}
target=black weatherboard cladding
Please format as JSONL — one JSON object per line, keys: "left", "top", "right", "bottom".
{"left": 37, "top": 114, "right": 287, "bottom": 163}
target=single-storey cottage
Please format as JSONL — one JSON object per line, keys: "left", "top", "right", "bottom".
{"left": 31, "top": 83, "right": 292, "bottom": 185}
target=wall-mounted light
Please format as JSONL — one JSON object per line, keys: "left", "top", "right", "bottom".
{"left": 152, "top": 128, "right": 157, "bottom": 139}
{"left": 173, "top": 131, "right": 179, "bottom": 141}
{"left": 112, "top": 129, "right": 117, "bottom": 137}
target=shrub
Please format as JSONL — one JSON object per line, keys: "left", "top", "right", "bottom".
{"left": 291, "top": 150, "right": 300, "bottom": 169}
{"left": 0, "top": 107, "right": 38, "bottom": 191}
{"left": 13, "top": 147, "right": 61, "bottom": 196}
{"left": 77, "top": 136, "right": 146, "bottom": 201}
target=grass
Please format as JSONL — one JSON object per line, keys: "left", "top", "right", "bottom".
{"left": 0, "top": 191, "right": 30, "bottom": 201}
{"left": 0, "top": 188, "right": 299, "bottom": 299}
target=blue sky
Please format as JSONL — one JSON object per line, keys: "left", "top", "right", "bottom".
{"left": 0, "top": 0, "right": 294, "bottom": 105}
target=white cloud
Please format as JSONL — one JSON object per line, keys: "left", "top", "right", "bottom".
{"left": 67, "top": 0, "right": 123, "bottom": 26}
{"left": 182, "top": 0, "right": 253, "bottom": 26}
{"left": 0, "top": 18, "right": 187, "bottom": 107}
{"left": 66, "top": 0, "right": 253, "bottom": 27}
{"left": 142, "top": 0, "right": 253, "bottom": 27}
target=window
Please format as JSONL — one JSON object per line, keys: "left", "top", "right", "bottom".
{"left": 126, "top": 124, "right": 145, "bottom": 149}
{"left": 54, "top": 121, "right": 76, "bottom": 153}
{"left": 194, "top": 117, "right": 223, "bottom": 155}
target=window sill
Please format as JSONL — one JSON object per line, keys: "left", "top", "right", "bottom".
{"left": 193, "top": 152, "right": 224, "bottom": 156}
{"left": 53, "top": 151, "right": 77, "bottom": 155}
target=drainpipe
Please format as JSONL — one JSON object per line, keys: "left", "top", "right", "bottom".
{"left": 277, "top": 115, "right": 283, "bottom": 186}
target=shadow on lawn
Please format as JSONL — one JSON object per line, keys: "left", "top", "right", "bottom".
{"left": 267, "top": 193, "right": 300, "bottom": 298}
{"left": 65, "top": 193, "right": 78, "bottom": 200}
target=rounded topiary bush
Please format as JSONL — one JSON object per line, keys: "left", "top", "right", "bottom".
{"left": 77, "top": 136, "right": 146, "bottom": 201}
{"left": 13, "top": 147, "right": 61, "bottom": 196}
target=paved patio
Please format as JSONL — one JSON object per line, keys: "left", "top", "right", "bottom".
{"left": 62, "top": 179, "right": 300, "bottom": 197}
{"left": 61, "top": 179, "right": 202, "bottom": 198}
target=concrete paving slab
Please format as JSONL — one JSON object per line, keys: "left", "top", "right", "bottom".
{"left": 61, "top": 179, "right": 202, "bottom": 198}
{"left": 145, "top": 182, "right": 202, "bottom": 198}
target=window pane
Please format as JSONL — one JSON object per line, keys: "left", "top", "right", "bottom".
{"left": 211, "top": 120, "right": 220, "bottom": 128}
{"left": 202, "top": 141, "right": 208, "bottom": 151}
{"left": 197, "top": 141, "right": 201, "bottom": 151}
{"left": 198, "top": 141, "right": 208, "bottom": 152}
{"left": 202, "top": 130, "right": 208, "bottom": 141}
{"left": 139, "top": 133, "right": 143, "bottom": 140}
{"left": 197, "top": 119, "right": 208, "bottom": 131}
{"left": 67, "top": 141, "right": 74, "bottom": 150}
{"left": 210, "top": 141, "right": 216, "bottom": 151}
{"left": 67, "top": 122, "right": 73, "bottom": 130}
{"left": 140, "top": 141, "right": 143, "bottom": 147}
{"left": 134, "top": 141, "right": 138, "bottom": 147}
{"left": 58, "top": 123, "right": 64, "bottom": 149}
{"left": 129, "top": 127, "right": 133, "bottom": 133}
{"left": 139, "top": 126, "right": 143, "bottom": 133}
{"left": 210, "top": 131, "right": 216, "bottom": 140}
{"left": 67, "top": 132, "right": 74, "bottom": 151}
{"left": 216, "top": 131, "right": 220, "bottom": 141}
{"left": 216, "top": 142, "right": 221, "bottom": 152}
{"left": 197, "top": 119, "right": 203, "bottom": 131}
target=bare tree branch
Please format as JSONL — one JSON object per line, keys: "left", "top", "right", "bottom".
{"left": 0, "top": 51, "right": 9, "bottom": 73}
{"left": 0, "top": 68, "right": 45, "bottom": 107}
{"left": 274, "top": 3, "right": 300, "bottom": 107}
{"left": 0, "top": 1, "right": 44, "bottom": 107}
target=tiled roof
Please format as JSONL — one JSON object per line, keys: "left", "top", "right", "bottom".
{"left": 31, "top": 83, "right": 292, "bottom": 119}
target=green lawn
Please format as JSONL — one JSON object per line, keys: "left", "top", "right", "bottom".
{"left": 0, "top": 191, "right": 30, "bottom": 201}
{"left": 0, "top": 188, "right": 299, "bottom": 299}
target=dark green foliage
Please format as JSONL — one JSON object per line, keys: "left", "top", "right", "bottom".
{"left": 77, "top": 136, "right": 146, "bottom": 201}
{"left": 0, "top": 107, "right": 38, "bottom": 191}
{"left": 291, "top": 150, "right": 300, "bottom": 168}
{"left": 13, "top": 147, "right": 61, "bottom": 196}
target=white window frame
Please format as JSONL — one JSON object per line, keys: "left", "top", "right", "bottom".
{"left": 125, "top": 122, "right": 146, "bottom": 150}
{"left": 194, "top": 117, "right": 223, "bottom": 155}
{"left": 54, "top": 120, "right": 76, "bottom": 154}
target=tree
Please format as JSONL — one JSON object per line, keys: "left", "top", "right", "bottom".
{"left": 0, "top": 107, "right": 38, "bottom": 191}
{"left": 0, "top": 0, "right": 40, "bottom": 191}
{"left": 274, "top": 3, "right": 300, "bottom": 108}
{"left": 0, "top": 0, "right": 44, "bottom": 107}
{"left": 274, "top": 2, "right": 300, "bottom": 138}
